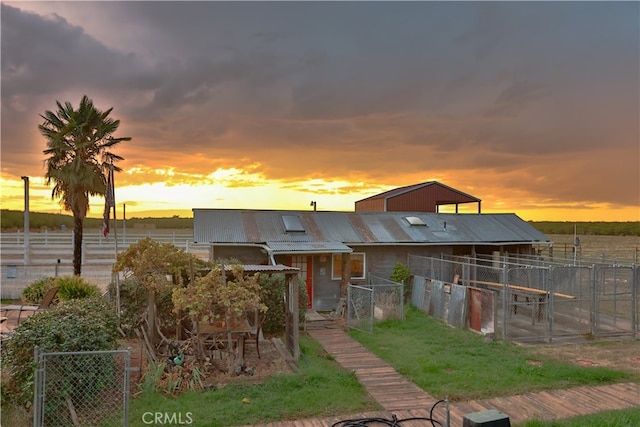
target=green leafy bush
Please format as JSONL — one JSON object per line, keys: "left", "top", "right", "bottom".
{"left": 21, "top": 276, "right": 56, "bottom": 304}
{"left": 107, "top": 278, "right": 180, "bottom": 337}
{"left": 55, "top": 275, "right": 101, "bottom": 300}
{"left": 390, "top": 262, "right": 410, "bottom": 299}
{"left": 113, "top": 238, "right": 211, "bottom": 340}
{"left": 107, "top": 278, "right": 147, "bottom": 336}
{"left": 390, "top": 262, "right": 410, "bottom": 285}
{"left": 260, "top": 274, "right": 308, "bottom": 335}
{"left": 1, "top": 298, "right": 119, "bottom": 408}
{"left": 21, "top": 275, "right": 100, "bottom": 306}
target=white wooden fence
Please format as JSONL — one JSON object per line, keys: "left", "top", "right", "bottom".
{"left": 0, "top": 230, "right": 209, "bottom": 299}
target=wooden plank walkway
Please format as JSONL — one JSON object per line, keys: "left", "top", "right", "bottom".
{"left": 243, "top": 325, "right": 639, "bottom": 426}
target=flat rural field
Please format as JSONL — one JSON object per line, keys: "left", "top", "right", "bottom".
{"left": 546, "top": 234, "right": 640, "bottom": 264}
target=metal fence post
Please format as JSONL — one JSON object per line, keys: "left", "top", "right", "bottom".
{"left": 502, "top": 263, "right": 508, "bottom": 340}
{"left": 32, "top": 345, "right": 42, "bottom": 427}
{"left": 547, "top": 266, "right": 554, "bottom": 343}
{"left": 123, "top": 348, "right": 131, "bottom": 427}
{"left": 590, "top": 265, "right": 596, "bottom": 337}
{"left": 634, "top": 264, "right": 638, "bottom": 338}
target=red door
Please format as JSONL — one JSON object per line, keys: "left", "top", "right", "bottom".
{"left": 287, "top": 255, "right": 312, "bottom": 308}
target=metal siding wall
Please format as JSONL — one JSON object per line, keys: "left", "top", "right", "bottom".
{"left": 386, "top": 186, "right": 477, "bottom": 212}
{"left": 211, "top": 246, "right": 267, "bottom": 264}
{"left": 360, "top": 245, "right": 450, "bottom": 280}
{"left": 355, "top": 198, "right": 385, "bottom": 212}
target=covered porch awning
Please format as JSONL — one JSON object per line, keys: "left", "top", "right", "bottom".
{"left": 265, "top": 241, "right": 352, "bottom": 255}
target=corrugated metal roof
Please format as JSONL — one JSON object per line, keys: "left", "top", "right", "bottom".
{"left": 223, "top": 264, "right": 300, "bottom": 273}
{"left": 266, "top": 241, "right": 352, "bottom": 254}
{"left": 356, "top": 181, "right": 480, "bottom": 203}
{"left": 193, "top": 209, "right": 550, "bottom": 246}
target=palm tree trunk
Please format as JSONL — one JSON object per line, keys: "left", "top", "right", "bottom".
{"left": 73, "top": 215, "right": 83, "bottom": 275}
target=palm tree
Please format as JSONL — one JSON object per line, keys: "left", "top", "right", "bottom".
{"left": 40, "top": 95, "right": 131, "bottom": 275}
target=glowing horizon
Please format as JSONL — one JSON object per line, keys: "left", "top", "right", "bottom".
{"left": 1, "top": 169, "right": 638, "bottom": 222}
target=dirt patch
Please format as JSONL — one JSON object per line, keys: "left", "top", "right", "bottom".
{"left": 525, "top": 339, "right": 640, "bottom": 375}
{"left": 121, "top": 336, "right": 295, "bottom": 393}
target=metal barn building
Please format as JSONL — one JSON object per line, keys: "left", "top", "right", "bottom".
{"left": 355, "top": 181, "right": 481, "bottom": 214}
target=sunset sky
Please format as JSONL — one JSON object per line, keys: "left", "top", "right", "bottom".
{"left": 1, "top": 1, "right": 639, "bottom": 222}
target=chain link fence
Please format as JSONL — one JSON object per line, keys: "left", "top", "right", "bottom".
{"left": 347, "top": 284, "right": 374, "bottom": 334}
{"left": 408, "top": 254, "right": 638, "bottom": 343}
{"left": 347, "top": 276, "right": 404, "bottom": 334}
{"left": 33, "top": 348, "right": 131, "bottom": 427}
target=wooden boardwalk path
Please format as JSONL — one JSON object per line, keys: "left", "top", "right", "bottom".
{"left": 245, "top": 325, "right": 639, "bottom": 427}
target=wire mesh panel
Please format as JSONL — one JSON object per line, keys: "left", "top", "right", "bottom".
{"left": 501, "top": 267, "right": 550, "bottom": 342}
{"left": 594, "top": 266, "right": 636, "bottom": 336}
{"left": 408, "top": 253, "right": 638, "bottom": 343}
{"left": 368, "top": 275, "right": 404, "bottom": 322}
{"left": 550, "top": 266, "right": 592, "bottom": 338}
{"left": 347, "top": 285, "right": 374, "bottom": 334}
{"left": 33, "top": 349, "right": 131, "bottom": 427}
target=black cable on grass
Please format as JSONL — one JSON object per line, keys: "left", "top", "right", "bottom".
{"left": 331, "top": 399, "right": 446, "bottom": 427}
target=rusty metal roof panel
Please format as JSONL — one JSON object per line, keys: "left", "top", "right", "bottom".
{"left": 193, "top": 209, "right": 550, "bottom": 246}
{"left": 193, "top": 209, "right": 246, "bottom": 243}
{"left": 307, "top": 212, "right": 363, "bottom": 242}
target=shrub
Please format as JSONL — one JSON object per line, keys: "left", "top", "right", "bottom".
{"left": 390, "top": 262, "right": 410, "bottom": 285}
{"left": 390, "top": 262, "right": 410, "bottom": 299}
{"left": 55, "top": 275, "right": 101, "bottom": 300}
{"left": 107, "top": 278, "right": 147, "bottom": 336}
{"left": 113, "top": 238, "right": 210, "bottom": 341}
{"left": 107, "top": 278, "right": 175, "bottom": 337}
{"left": 21, "top": 276, "right": 101, "bottom": 305}
{"left": 1, "top": 298, "right": 119, "bottom": 408}
{"left": 21, "top": 276, "right": 56, "bottom": 304}
{"left": 260, "top": 274, "right": 308, "bottom": 335}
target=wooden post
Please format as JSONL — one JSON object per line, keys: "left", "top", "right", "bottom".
{"left": 341, "top": 253, "right": 351, "bottom": 299}
{"left": 147, "top": 289, "right": 156, "bottom": 342}
{"left": 285, "top": 272, "right": 300, "bottom": 360}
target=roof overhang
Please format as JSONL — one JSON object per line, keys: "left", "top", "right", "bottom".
{"left": 265, "top": 241, "right": 353, "bottom": 254}
{"left": 346, "top": 240, "right": 552, "bottom": 247}
{"left": 223, "top": 264, "right": 300, "bottom": 274}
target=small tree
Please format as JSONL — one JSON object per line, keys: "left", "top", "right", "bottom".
{"left": 40, "top": 95, "right": 131, "bottom": 275}
{"left": 112, "top": 237, "right": 209, "bottom": 341}
{"left": 172, "top": 262, "right": 266, "bottom": 369}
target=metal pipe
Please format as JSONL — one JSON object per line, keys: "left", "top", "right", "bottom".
{"left": 21, "top": 176, "right": 29, "bottom": 265}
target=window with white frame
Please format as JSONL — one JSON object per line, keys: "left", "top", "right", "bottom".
{"left": 332, "top": 253, "right": 365, "bottom": 280}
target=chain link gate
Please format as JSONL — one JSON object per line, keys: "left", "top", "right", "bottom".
{"left": 347, "top": 278, "right": 404, "bottom": 335}
{"left": 347, "top": 284, "right": 374, "bottom": 334}
{"left": 33, "top": 348, "right": 131, "bottom": 427}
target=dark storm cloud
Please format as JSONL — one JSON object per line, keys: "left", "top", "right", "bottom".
{"left": 1, "top": 1, "right": 638, "bottom": 211}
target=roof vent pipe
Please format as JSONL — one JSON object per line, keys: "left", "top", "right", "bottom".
{"left": 444, "top": 221, "right": 447, "bottom": 231}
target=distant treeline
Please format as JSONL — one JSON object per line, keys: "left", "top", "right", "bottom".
{"left": 1, "top": 209, "right": 639, "bottom": 236}
{"left": 529, "top": 221, "right": 640, "bottom": 236}
{"left": 0, "top": 210, "right": 193, "bottom": 231}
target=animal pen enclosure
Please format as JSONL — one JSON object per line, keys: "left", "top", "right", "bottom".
{"left": 408, "top": 254, "right": 639, "bottom": 343}
{"left": 347, "top": 275, "right": 404, "bottom": 334}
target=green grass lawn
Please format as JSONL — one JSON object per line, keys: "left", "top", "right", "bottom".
{"left": 349, "top": 306, "right": 636, "bottom": 401}
{"left": 515, "top": 407, "right": 640, "bottom": 427}
{"left": 4, "top": 306, "right": 636, "bottom": 426}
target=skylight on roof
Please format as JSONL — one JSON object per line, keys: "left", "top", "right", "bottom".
{"left": 405, "top": 216, "right": 427, "bottom": 226}
{"left": 282, "top": 215, "right": 305, "bottom": 232}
